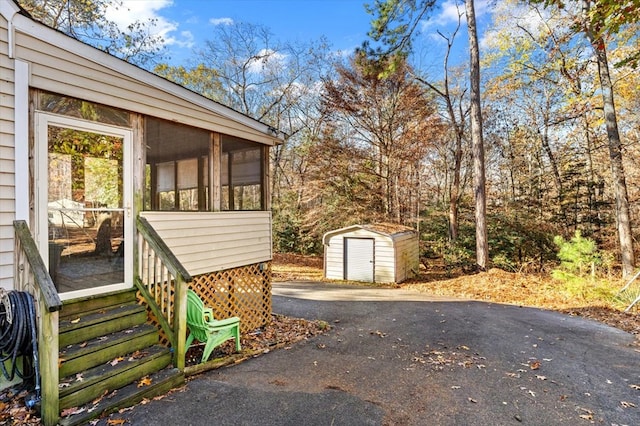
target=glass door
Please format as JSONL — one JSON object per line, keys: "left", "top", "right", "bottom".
{"left": 36, "top": 113, "right": 132, "bottom": 299}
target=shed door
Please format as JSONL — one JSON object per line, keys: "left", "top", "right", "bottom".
{"left": 345, "top": 238, "right": 375, "bottom": 282}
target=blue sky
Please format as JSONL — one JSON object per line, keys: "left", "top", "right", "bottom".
{"left": 107, "top": 0, "right": 492, "bottom": 71}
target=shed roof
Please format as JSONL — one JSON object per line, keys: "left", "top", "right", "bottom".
{"left": 322, "top": 223, "right": 416, "bottom": 245}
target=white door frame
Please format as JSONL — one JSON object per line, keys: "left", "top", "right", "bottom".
{"left": 35, "top": 112, "right": 133, "bottom": 300}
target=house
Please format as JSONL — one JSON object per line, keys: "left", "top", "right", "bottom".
{"left": 323, "top": 223, "right": 419, "bottom": 283}
{"left": 0, "top": 1, "right": 282, "bottom": 424}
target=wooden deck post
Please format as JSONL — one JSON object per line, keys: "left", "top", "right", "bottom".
{"left": 39, "top": 303, "right": 59, "bottom": 426}
{"left": 172, "top": 277, "right": 187, "bottom": 371}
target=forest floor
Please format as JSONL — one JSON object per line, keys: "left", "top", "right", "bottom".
{"left": 2, "top": 253, "right": 639, "bottom": 425}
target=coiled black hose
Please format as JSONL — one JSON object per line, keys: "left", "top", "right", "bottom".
{"left": 0, "top": 289, "right": 40, "bottom": 402}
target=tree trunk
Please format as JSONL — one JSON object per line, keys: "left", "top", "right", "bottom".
{"left": 582, "top": 0, "right": 635, "bottom": 277}
{"left": 449, "top": 136, "right": 462, "bottom": 242}
{"left": 466, "top": 0, "right": 489, "bottom": 270}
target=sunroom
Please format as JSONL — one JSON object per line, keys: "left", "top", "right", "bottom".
{"left": 42, "top": 93, "right": 273, "bottom": 306}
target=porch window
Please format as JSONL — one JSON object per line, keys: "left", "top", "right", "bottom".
{"left": 36, "top": 90, "right": 130, "bottom": 127}
{"left": 144, "top": 117, "right": 265, "bottom": 211}
{"left": 221, "top": 144, "right": 263, "bottom": 211}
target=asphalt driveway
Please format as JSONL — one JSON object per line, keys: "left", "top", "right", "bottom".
{"left": 112, "top": 281, "right": 640, "bottom": 425}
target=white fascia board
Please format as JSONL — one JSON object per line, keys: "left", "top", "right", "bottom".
{"left": 8, "top": 11, "right": 283, "bottom": 145}
{"left": 322, "top": 225, "right": 364, "bottom": 245}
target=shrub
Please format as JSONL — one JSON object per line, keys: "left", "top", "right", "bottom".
{"left": 552, "top": 230, "right": 601, "bottom": 280}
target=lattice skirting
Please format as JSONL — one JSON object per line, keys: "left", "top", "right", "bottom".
{"left": 191, "top": 262, "right": 272, "bottom": 333}
{"left": 139, "top": 261, "right": 272, "bottom": 346}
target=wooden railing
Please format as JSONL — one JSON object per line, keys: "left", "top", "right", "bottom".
{"left": 135, "top": 216, "right": 191, "bottom": 370}
{"left": 13, "top": 220, "right": 62, "bottom": 426}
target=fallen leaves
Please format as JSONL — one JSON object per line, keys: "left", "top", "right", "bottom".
{"left": 186, "top": 314, "right": 330, "bottom": 365}
{"left": 128, "top": 350, "right": 148, "bottom": 361}
{"left": 578, "top": 407, "right": 594, "bottom": 420}
{"left": 110, "top": 356, "right": 124, "bottom": 366}
{"left": 411, "top": 344, "right": 486, "bottom": 371}
{"left": 275, "top": 254, "right": 640, "bottom": 338}
{"left": 137, "top": 376, "right": 152, "bottom": 388}
{"left": 92, "top": 390, "right": 109, "bottom": 406}
{"left": 529, "top": 360, "right": 541, "bottom": 370}
{"left": 61, "top": 406, "right": 85, "bottom": 417}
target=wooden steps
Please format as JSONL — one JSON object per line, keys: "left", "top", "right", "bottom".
{"left": 59, "top": 324, "right": 159, "bottom": 378}
{"left": 58, "top": 367, "right": 184, "bottom": 426}
{"left": 57, "top": 289, "right": 184, "bottom": 426}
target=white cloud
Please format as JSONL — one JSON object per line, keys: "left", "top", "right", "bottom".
{"left": 104, "top": 0, "right": 194, "bottom": 50}
{"left": 246, "top": 49, "right": 288, "bottom": 74}
{"left": 437, "top": 0, "right": 466, "bottom": 25}
{"left": 174, "top": 30, "right": 195, "bottom": 48}
{"left": 481, "top": 1, "right": 554, "bottom": 51}
{"left": 105, "top": 0, "right": 175, "bottom": 35}
{"left": 423, "top": 0, "right": 492, "bottom": 30}
{"left": 210, "top": 17, "right": 234, "bottom": 26}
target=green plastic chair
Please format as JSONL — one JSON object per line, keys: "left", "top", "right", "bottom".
{"left": 186, "top": 289, "right": 241, "bottom": 363}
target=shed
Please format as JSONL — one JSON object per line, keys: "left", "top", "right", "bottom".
{"left": 323, "top": 223, "right": 419, "bottom": 283}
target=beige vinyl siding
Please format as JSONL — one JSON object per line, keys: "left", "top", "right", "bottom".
{"left": 0, "top": 13, "right": 15, "bottom": 289}
{"left": 324, "top": 235, "right": 345, "bottom": 280}
{"left": 373, "top": 235, "right": 395, "bottom": 283}
{"left": 13, "top": 29, "right": 276, "bottom": 146}
{"left": 141, "top": 211, "right": 272, "bottom": 276}
{"left": 393, "top": 233, "right": 419, "bottom": 282}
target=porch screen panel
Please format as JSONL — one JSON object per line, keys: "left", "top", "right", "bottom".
{"left": 177, "top": 158, "right": 198, "bottom": 210}
{"left": 231, "top": 148, "right": 261, "bottom": 211}
{"left": 156, "top": 162, "right": 175, "bottom": 211}
{"left": 145, "top": 117, "right": 210, "bottom": 211}
{"left": 221, "top": 141, "right": 263, "bottom": 211}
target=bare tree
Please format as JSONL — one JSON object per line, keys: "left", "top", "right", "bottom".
{"left": 18, "top": 0, "right": 166, "bottom": 67}
{"left": 411, "top": 5, "right": 468, "bottom": 242}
